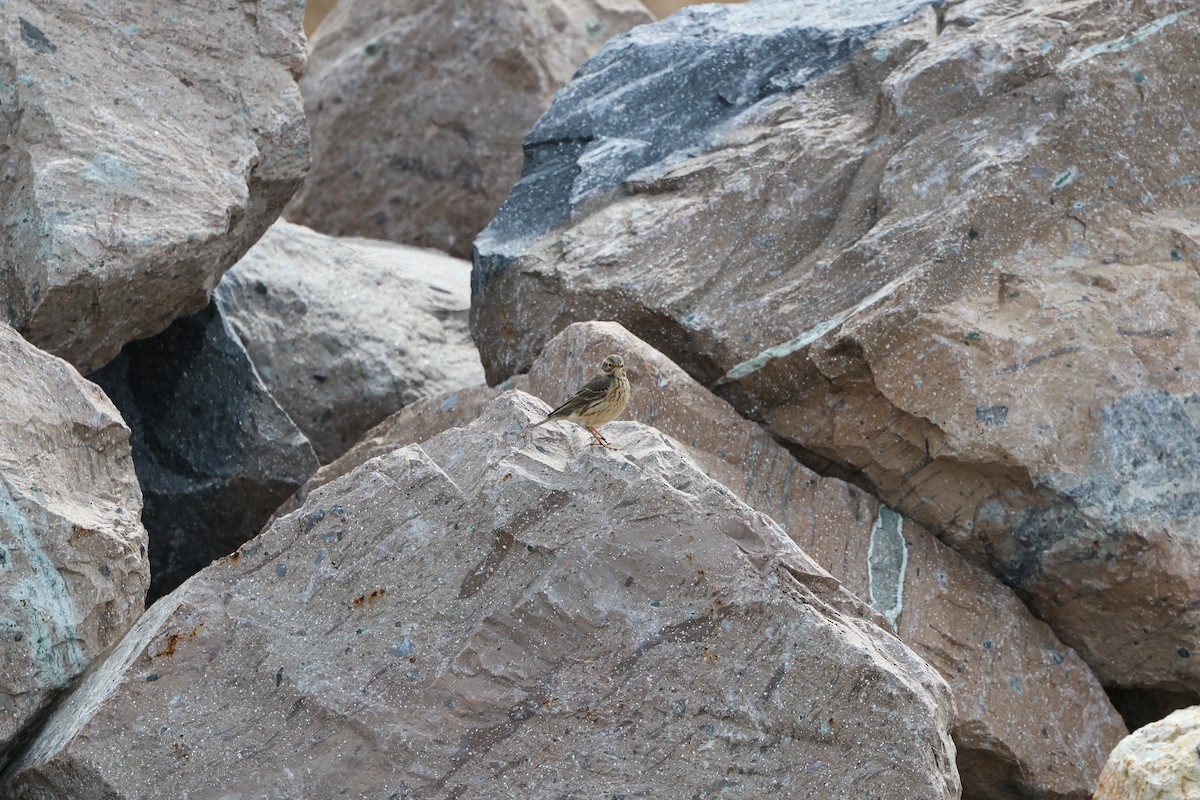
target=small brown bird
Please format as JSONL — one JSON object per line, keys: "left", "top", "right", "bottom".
{"left": 531, "top": 354, "right": 630, "bottom": 449}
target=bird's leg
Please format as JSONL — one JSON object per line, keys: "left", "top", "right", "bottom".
{"left": 585, "top": 425, "right": 616, "bottom": 449}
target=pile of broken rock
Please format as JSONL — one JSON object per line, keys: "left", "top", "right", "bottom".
{"left": 1, "top": 0, "right": 1197, "bottom": 798}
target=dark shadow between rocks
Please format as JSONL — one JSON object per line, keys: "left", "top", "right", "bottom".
{"left": 90, "top": 301, "right": 318, "bottom": 602}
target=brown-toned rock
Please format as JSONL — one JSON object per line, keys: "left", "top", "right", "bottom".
{"left": 1094, "top": 705, "right": 1200, "bottom": 800}
{"left": 790, "top": 479, "right": 1127, "bottom": 799}
{"left": 470, "top": 0, "right": 1200, "bottom": 695}
{"left": 2, "top": 391, "right": 960, "bottom": 799}
{"left": 215, "top": 221, "right": 485, "bottom": 463}
{"left": 0, "top": 325, "right": 149, "bottom": 765}
{"left": 0, "top": 1, "right": 308, "bottom": 374}
{"left": 284, "top": 0, "right": 651, "bottom": 258}
{"left": 297, "top": 320, "right": 1127, "bottom": 799}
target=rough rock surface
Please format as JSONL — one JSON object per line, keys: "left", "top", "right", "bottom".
{"left": 0, "top": 1, "right": 309, "bottom": 374}
{"left": 1094, "top": 705, "right": 1200, "bottom": 800}
{"left": 296, "top": 320, "right": 1125, "bottom": 799}
{"left": 2, "top": 392, "right": 960, "bottom": 799}
{"left": 0, "top": 325, "right": 148, "bottom": 764}
{"left": 89, "top": 303, "right": 318, "bottom": 601}
{"left": 284, "top": 0, "right": 652, "bottom": 258}
{"left": 214, "top": 221, "right": 485, "bottom": 463}
{"left": 470, "top": 0, "right": 1200, "bottom": 694}
{"left": 790, "top": 480, "right": 1127, "bottom": 800}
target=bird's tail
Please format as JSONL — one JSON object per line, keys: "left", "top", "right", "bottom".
{"left": 528, "top": 417, "right": 551, "bottom": 428}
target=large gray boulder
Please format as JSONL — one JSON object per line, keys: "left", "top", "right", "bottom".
{"left": 284, "top": 0, "right": 652, "bottom": 257}
{"left": 215, "top": 221, "right": 485, "bottom": 463}
{"left": 0, "top": 325, "right": 149, "bottom": 766}
{"left": 89, "top": 303, "right": 318, "bottom": 601}
{"left": 470, "top": 0, "right": 1200, "bottom": 696}
{"left": 1, "top": 391, "right": 960, "bottom": 799}
{"left": 295, "top": 320, "right": 1127, "bottom": 799}
{"left": 0, "top": 1, "right": 308, "bottom": 374}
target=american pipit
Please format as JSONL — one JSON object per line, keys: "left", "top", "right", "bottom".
{"left": 531, "top": 354, "right": 630, "bottom": 449}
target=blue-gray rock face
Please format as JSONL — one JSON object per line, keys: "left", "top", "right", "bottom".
{"left": 474, "top": 0, "right": 931, "bottom": 275}
{"left": 90, "top": 303, "right": 318, "bottom": 600}
{"left": 468, "top": 0, "right": 1200, "bottom": 699}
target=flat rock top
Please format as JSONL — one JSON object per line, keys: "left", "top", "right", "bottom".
{"left": 5, "top": 392, "right": 958, "bottom": 799}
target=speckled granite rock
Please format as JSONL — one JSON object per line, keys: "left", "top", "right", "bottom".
{"left": 89, "top": 303, "right": 318, "bottom": 601}
{"left": 1094, "top": 705, "right": 1200, "bottom": 800}
{"left": 0, "top": 1, "right": 308, "bottom": 374}
{"left": 470, "top": 0, "right": 1200, "bottom": 695}
{"left": 0, "top": 325, "right": 148, "bottom": 767}
{"left": 215, "top": 221, "right": 484, "bottom": 463}
{"left": 293, "top": 320, "right": 1126, "bottom": 799}
{"left": 285, "top": 0, "right": 651, "bottom": 257}
{"left": 1, "top": 391, "right": 960, "bottom": 799}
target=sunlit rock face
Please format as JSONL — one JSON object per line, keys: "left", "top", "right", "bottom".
{"left": 214, "top": 221, "right": 485, "bottom": 464}
{"left": 1094, "top": 705, "right": 1200, "bottom": 800}
{"left": 471, "top": 0, "right": 1200, "bottom": 696}
{"left": 0, "top": 325, "right": 149, "bottom": 766}
{"left": 285, "top": 0, "right": 652, "bottom": 258}
{"left": 291, "top": 321, "right": 1126, "bottom": 800}
{"left": 2, "top": 392, "right": 960, "bottom": 800}
{"left": 0, "top": 0, "right": 308, "bottom": 374}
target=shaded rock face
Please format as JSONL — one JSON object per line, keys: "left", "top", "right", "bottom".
{"left": 1094, "top": 705, "right": 1200, "bottom": 800}
{"left": 0, "top": 2, "right": 309, "bottom": 375}
{"left": 0, "top": 325, "right": 149, "bottom": 764}
{"left": 296, "top": 320, "right": 1125, "bottom": 800}
{"left": 470, "top": 0, "right": 1200, "bottom": 694}
{"left": 2, "top": 392, "right": 961, "bottom": 799}
{"left": 285, "top": 0, "right": 652, "bottom": 258}
{"left": 214, "top": 221, "right": 485, "bottom": 463}
{"left": 89, "top": 303, "right": 318, "bottom": 601}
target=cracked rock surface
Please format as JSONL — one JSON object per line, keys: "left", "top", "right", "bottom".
{"left": 215, "top": 221, "right": 485, "bottom": 463}
{"left": 1, "top": 391, "right": 959, "bottom": 799}
{"left": 1094, "top": 704, "right": 1200, "bottom": 800}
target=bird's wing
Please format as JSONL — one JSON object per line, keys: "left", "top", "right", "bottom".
{"left": 545, "top": 373, "right": 611, "bottom": 419}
